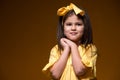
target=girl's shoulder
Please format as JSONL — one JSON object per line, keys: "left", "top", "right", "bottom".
{"left": 80, "top": 44, "right": 97, "bottom": 52}
{"left": 50, "top": 44, "right": 60, "bottom": 53}
{"left": 80, "top": 44, "right": 97, "bottom": 56}
{"left": 50, "top": 44, "right": 61, "bottom": 56}
{"left": 51, "top": 44, "right": 59, "bottom": 50}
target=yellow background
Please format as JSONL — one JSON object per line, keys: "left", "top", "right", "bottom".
{"left": 0, "top": 0, "right": 120, "bottom": 80}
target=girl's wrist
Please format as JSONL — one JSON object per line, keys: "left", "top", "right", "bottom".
{"left": 63, "top": 47, "right": 70, "bottom": 53}
{"left": 70, "top": 43, "right": 77, "bottom": 49}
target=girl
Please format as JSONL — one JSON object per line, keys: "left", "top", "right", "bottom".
{"left": 42, "top": 3, "right": 97, "bottom": 80}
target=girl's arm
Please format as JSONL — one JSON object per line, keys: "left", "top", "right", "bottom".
{"left": 71, "top": 44, "right": 86, "bottom": 76}
{"left": 63, "top": 38, "right": 86, "bottom": 76}
{"left": 50, "top": 38, "right": 70, "bottom": 79}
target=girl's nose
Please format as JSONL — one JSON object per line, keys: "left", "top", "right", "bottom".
{"left": 71, "top": 25, "right": 76, "bottom": 30}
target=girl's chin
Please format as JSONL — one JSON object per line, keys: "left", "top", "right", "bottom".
{"left": 66, "top": 36, "right": 81, "bottom": 42}
{"left": 69, "top": 38, "right": 79, "bottom": 42}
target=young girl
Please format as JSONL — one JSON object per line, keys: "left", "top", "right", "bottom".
{"left": 42, "top": 3, "right": 97, "bottom": 80}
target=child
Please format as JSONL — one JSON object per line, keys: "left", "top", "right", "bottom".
{"left": 42, "top": 3, "right": 97, "bottom": 80}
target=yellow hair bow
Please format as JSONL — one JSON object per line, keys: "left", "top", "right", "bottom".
{"left": 57, "top": 3, "right": 85, "bottom": 16}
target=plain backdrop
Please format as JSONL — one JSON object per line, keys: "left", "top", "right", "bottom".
{"left": 0, "top": 0, "right": 120, "bottom": 80}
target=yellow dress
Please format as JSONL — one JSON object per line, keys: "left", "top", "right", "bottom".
{"left": 42, "top": 44, "right": 97, "bottom": 80}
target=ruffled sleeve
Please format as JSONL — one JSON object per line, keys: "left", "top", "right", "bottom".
{"left": 81, "top": 44, "right": 98, "bottom": 78}
{"left": 42, "top": 45, "right": 60, "bottom": 77}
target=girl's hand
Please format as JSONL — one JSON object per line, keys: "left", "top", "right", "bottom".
{"left": 62, "top": 38, "right": 77, "bottom": 48}
{"left": 60, "top": 38, "right": 70, "bottom": 50}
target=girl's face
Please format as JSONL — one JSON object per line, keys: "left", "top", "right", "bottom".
{"left": 63, "top": 14, "right": 84, "bottom": 42}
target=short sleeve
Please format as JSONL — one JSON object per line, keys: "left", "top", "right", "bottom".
{"left": 81, "top": 44, "right": 97, "bottom": 77}
{"left": 42, "top": 45, "right": 60, "bottom": 77}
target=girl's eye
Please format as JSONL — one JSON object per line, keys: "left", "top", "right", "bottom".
{"left": 66, "top": 23, "right": 72, "bottom": 26}
{"left": 76, "top": 23, "right": 82, "bottom": 26}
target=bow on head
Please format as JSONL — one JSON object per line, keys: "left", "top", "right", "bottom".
{"left": 57, "top": 3, "right": 85, "bottom": 16}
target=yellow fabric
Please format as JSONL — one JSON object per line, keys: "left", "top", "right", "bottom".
{"left": 57, "top": 3, "right": 85, "bottom": 16}
{"left": 42, "top": 44, "right": 97, "bottom": 80}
